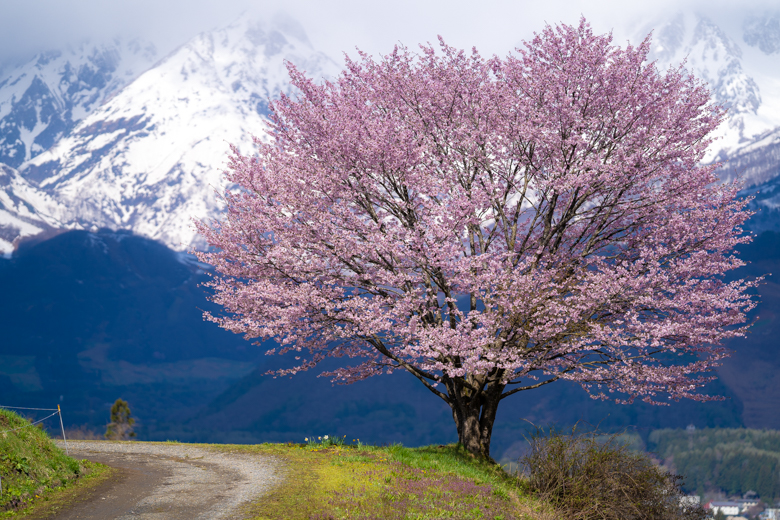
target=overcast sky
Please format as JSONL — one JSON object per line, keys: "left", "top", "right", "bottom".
{"left": 0, "top": 0, "right": 777, "bottom": 71}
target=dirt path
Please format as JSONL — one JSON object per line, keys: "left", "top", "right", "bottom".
{"left": 45, "top": 440, "right": 285, "bottom": 520}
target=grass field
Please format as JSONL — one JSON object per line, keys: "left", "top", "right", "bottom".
{"left": 214, "top": 437, "right": 555, "bottom": 520}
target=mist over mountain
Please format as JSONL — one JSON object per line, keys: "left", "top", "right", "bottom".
{"left": 743, "top": 12, "right": 780, "bottom": 56}
{"left": 637, "top": 11, "right": 780, "bottom": 165}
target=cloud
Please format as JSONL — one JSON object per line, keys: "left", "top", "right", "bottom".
{"left": 1, "top": 0, "right": 778, "bottom": 72}
{"left": 0, "top": 0, "right": 256, "bottom": 69}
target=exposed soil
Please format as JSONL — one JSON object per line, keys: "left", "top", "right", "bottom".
{"left": 32, "top": 440, "right": 285, "bottom": 520}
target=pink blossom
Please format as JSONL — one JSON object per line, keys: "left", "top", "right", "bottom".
{"left": 194, "top": 18, "right": 759, "bottom": 459}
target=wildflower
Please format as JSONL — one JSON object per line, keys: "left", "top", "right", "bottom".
{"left": 305, "top": 437, "right": 308, "bottom": 441}
{"left": 324, "top": 435, "right": 329, "bottom": 440}
{"left": 318, "top": 436, "right": 321, "bottom": 440}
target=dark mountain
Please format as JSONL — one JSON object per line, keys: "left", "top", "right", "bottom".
{"left": 0, "top": 229, "right": 261, "bottom": 436}
{"left": 715, "top": 230, "right": 780, "bottom": 430}
{"left": 3, "top": 228, "right": 779, "bottom": 464}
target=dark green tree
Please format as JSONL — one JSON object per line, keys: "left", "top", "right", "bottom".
{"left": 105, "top": 399, "right": 136, "bottom": 440}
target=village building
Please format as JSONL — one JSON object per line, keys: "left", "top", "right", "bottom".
{"left": 707, "top": 501, "right": 741, "bottom": 516}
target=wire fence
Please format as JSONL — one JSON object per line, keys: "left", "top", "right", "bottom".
{"left": 0, "top": 404, "right": 69, "bottom": 455}
{"left": 0, "top": 406, "right": 58, "bottom": 411}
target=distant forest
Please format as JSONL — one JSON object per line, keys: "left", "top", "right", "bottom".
{"left": 647, "top": 428, "right": 780, "bottom": 501}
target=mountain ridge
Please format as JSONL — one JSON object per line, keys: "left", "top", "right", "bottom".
{"left": 0, "top": 37, "right": 158, "bottom": 168}
{"left": 0, "top": 10, "right": 779, "bottom": 251}
{"left": 15, "top": 14, "right": 339, "bottom": 251}
{"left": 0, "top": 163, "right": 67, "bottom": 256}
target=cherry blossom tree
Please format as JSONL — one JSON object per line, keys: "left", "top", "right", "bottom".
{"left": 195, "top": 19, "right": 759, "bottom": 461}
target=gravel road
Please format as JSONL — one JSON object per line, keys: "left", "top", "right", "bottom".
{"left": 48, "top": 440, "right": 285, "bottom": 520}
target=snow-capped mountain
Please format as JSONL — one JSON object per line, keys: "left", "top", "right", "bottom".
{"left": 0, "top": 38, "right": 158, "bottom": 169}
{"left": 638, "top": 12, "right": 780, "bottom": 166}
{"left": 716, "top": 126, "right": 780, "bottom": 186}
{"left": 16, "top": 14, "right": 338, "bottom": 250}
{"left": 0, "top": 11, "right": 778, "bottom": 253}
{"left": 649, "top": 14, "right": 759, "bottom": 117}
{"left": 743, "top": 13, "right": 780, "bottom": 56}
{"left": 0, "top": 163, "right": 66, "bottom": 255}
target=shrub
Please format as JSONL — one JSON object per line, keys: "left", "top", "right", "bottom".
{"left": 519, "top": 426, "right": 709, "bottom": 520}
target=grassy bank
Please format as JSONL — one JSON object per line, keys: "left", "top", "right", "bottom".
{"left": 204, "top": 431, "right": 706, "bottom": 519}
{"left": 0, "top": 408, "right": 111, "bottom": 517}
{"left": 208, "top": 437, "right": 553, "bottom": 520}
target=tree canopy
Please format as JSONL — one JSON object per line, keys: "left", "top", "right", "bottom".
{"left": 195, "top": 19, "right": 758, "bottom": 459}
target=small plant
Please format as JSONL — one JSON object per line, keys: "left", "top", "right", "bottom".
{"left": 304, "top": 435, "right": 350, "bottom": 448}
{"left": 1, "top": 455, "right": 31, "bottom": 475}
{"left": 519, "top": 425, "right": 709, "bottom": 520}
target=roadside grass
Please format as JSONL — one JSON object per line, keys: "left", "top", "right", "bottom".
{"left": 1, "top": 411, "right": 702, "bottom": 519}
{"left": 1, "top": 460, "right": 114, "bottom": 519}
{"left": 0, "top": 408, "right": 112, "bottom": 518}
{"left": 209, "top": 437, "right": 556, "bottom": 520}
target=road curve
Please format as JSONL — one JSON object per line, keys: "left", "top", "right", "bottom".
{"left": 48, "top": 440, "right": 285, "bottom": 520}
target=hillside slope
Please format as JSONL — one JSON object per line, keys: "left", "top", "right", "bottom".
{"left": 0, "top": 408, "right": 83, "bottom": 511}
{"left": 0, "top": 229, "right": 260, "bottom": 434}
{"left": 18, "top": 14, "right": 338, "bottom": 251}
{"left": 0, "top": 38, "right": 158, "bottom": 168}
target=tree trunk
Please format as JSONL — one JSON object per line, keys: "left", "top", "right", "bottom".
{"left": 443, "top": 373, "right": 504, "bottom": 462}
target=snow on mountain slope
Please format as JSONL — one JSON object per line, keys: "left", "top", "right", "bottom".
{"left": 0, "top": 38, "right": 158, "bottom": 169}
{"left": 20, "top": 14, "right": 339, "bottom": 250}
{"left": 716, "top": 126, "right": 780, "bottom": 187}
{"left": 5, "top": 12, "right": 777, "bottom": 253}
{"left": 0, "top": 164, "right": 66, "bottom": 256}
{"left": 638, "top": 12, "right": 780, "bottom": 165}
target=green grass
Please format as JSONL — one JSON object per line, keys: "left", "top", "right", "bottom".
{"left": 207, "top": 437, "right": 556, "bottom": 520}
{"left": 0, "top": 408, "right": 110, "bottom": 516}
{"left": 2, "top": 410, "right": 713, "bottom": 519}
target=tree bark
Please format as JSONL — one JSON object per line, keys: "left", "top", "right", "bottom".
{"left": 443, "top": 373, "right": 505, "bottom": 462}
